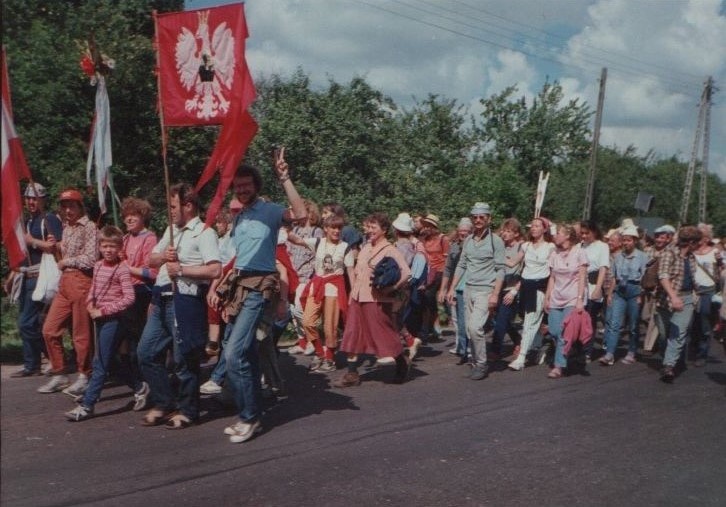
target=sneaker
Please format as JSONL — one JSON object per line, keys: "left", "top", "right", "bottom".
{"left": 226, "top": 419, "right": 262, "bottom": 443}
{"left": 37, "top": 375, "right": 70, "bottom": 394}
{"left": 317, "top": 360, "right": 337, "bottom": 373}
{"left": 286, "top": 344, "right": 306, "bottom": 355}
{"left": 333, "top": 371, "right": 361, "bottom": 388}
{"left": 65, "top": 404, "right": 94, "bottom": 422}
{"left": 375, "top": 356, "right": 396, "bottom": 366}
{"left": 470, "top": 364, "right": 489, "bottom": 381}
{"left": 448, "top": 348, "right": 459, "bottom": 355}
{"left": 660, "top": 365, "right": 675, "bottom": 383}
{"left": 508, "top": 357, "right": 525, "bottom": 371}
{"left": 41, "top": 363, "right": 53, "bottom": 375}
{"left": 62, "top": 374, "right": 89, "bottom": 397}
{"left": 303, "top": 343, "right": 316, "bottom": 356}
{"left": 408, "top": 338, "right": 422, "bottom": 360}
{"left": 133, "top": 382, "right": 150, "bottom": 411}
{"left": 309, "top": 356, "right": 323, "bottom": 372}
{"left": 200, "top": 379, "right": 223, "bottom": 395}
{"left": 10, "top": 368, "right": 41, "bottom": 378}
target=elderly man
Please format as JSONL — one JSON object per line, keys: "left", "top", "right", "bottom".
{"left": 655, "top": 225, "right": 701, "bottom": 383}
{"left": 446, "top": 202, "right": 505, "bottom": 380}
{"left": 4, "top": 183, "right": 63, "bottom": 377}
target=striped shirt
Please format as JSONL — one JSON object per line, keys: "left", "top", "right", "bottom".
{"left": 87, "top": 261, "right": 135, "bottom": 317}
{"left": 61, "top": 216, "right": 98, "bottom": 270}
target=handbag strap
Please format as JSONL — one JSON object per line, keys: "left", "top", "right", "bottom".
{"left": 694, "top": 258, "right": 718, "bottom": 285}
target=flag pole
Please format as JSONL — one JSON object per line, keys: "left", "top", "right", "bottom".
{"left": 152, "top": 10, "right": 175, "bottom": 249}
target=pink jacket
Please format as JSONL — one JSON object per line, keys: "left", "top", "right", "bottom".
{"left": 561, "top": 310, "right": 593, "bottom": 356}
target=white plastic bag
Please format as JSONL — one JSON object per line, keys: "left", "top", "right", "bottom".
{"left": 32, "top": 253, "right": 61, "bottom": 303}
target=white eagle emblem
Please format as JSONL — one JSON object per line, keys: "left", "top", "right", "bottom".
{"left": 175, "top": 10, "right": 236, "bottom": 121}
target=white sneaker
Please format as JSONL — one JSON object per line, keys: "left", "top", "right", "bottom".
{"left": 65, "top": 404, "right": 93, "bottom": 422}
{"left": 303, "top": 343, "right": 316, "bottom": 356}
{"left": 508, "top": 357, "right": 525, "bottom": 371}
{"left": 448, "top": 348, "right": 459, "bottom": 355}
{"left": 226, "top": 419, "right": 262, "bottom": 443}
{"left": 376, "top": 356, "right": 396, "bottom": 366}
{"left": 200, "top": 379, "right": 223, "bottom": 395}
{"left": 37, "top": 375, "right": 70, "bottom": 393}
{"left": 133, "top": 382, "right": 150, "bottom": 411}
{"left": 408, "top": 338, "right": 422, "bottom": 360}
{"left": 287, "top": 345, "right": 306, "bottom": 355}
{"left": 62, "top": 374, "right": 89, "bottom": 397}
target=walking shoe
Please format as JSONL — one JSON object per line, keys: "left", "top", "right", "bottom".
{"left": 65, "top": 404, "right": 94, "bottom": 422}
{"left": 200, "top": 379, "right": 223, "bottom": 395}
{"left": 333, "top": 372, "right": 361, "bottom": 388}
{"left": 508, "top": 357, "right": 525, "bottom": 371}
{"left": 448, "top": 348, "right": 459, "bottom": 355}
{"left": 470, "top": 364, "right": 488, "bottom": 380}
{"left": 37, "top": 375, "right": 70, "bottom": 394}
{"left": 286, "top": 344, "right": 306, "bottom": 354}
{"left": 62, "top": 374, "right": 89, "bottom": 397}
{"left": 41, "top": 363, "right": 53, "bottom": 375}
{"left": 133, "top": 382, "right": 150, "bottom": 411}
{"left": 226, "top": 419, "right": 262, "bottom": 443}
{"left": 660, "top": 366, "right": 675, "bottom": 383}
{"left": 599, "top": 354, "right": 615, "bottom": 366}
{"left": 621, "top": 354, "right": 637, "bottom": 365}
{"left": 309, "top": 356, "right": 323, "bottom": 372}
{"left": 205, "top": 340, "right": 220, "bottom": 356}
{"left": 10, "top": 368, "right": 41, "bottom": 378}
{"left": 407, "top": 338, "right": 422, "bottom": 360}
{"left": 317, "top": 360, "right": 337, "bottom": 373}
{"left": 375, "top": 356, "right": 395, "bottom": 366}
{"left": 303, "top": 342, "right": 316, "bottom": 356}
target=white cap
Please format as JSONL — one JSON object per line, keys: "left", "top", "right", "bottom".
{"left": 392, "top": 212, "right": 414, "bottom": 232}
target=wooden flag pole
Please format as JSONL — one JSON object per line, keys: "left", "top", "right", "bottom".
{"left": 152, "top": 10, "right": 175, "bottom": 249}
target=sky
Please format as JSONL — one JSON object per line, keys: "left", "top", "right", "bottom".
{"left": 186, "top": 0, "right": 726, "bottom": 181}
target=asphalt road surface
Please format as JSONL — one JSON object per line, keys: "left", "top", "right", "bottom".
{"left": 2, "top": 334, "right": 725, "bottom": 507}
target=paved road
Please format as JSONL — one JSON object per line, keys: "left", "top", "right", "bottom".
{"left": 2, "top": 334, "right": 725, "bottom": 507}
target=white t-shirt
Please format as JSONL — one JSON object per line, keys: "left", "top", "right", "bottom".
{"left": 521, "top": 241, "right": 555, "bottom": 280}
{"left": 694, "top": 249, "right": 718, "bottom": 288}
{"left": 304, "top": 238, "right": 354, "bottom": 297}
{"left": 582, "top": 240, "right": 610, "bottom": 301}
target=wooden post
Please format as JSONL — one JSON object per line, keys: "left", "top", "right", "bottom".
{"left": 582, "top": 67, "right": 607, "bottom": 220}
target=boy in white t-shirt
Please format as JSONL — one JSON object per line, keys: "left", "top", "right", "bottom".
{"left": 300, "top": 215, "right": 356, "bottom": 372}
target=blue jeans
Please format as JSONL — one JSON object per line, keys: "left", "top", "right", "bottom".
{"left": 548, "top": 306, "right": 574, "bottom": 368}
{"left": 225, "top": 290, "right": 266, "bottom": 423}
{"left": 693, "top": 288, "right": 715, "bottom": 359}
{"left": 656, "top": 294, "right": 695, "bottom": 367}
{"left": 603, "top": 284, "right": 641, "bottom": 356}
{"left": 138, "top": 298, "right": 176, "bottom": 413}
{"left": 210, "top": 323, "right": 233, "bottom": 385}
{"left": 455, "top": 290, "right": 468, "bottom": 356}
{"left": 83, "top": 318, "right": 120, "bottom": 407}
{"left": 491, "top": 292, "right": 520, "bottom": 355}
{"left": 17, "top": 276, "right": 47, "bottom": 372}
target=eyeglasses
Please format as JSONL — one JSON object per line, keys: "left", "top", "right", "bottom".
{"left": 470, "top": 215, "right": 489, "bottom": 220}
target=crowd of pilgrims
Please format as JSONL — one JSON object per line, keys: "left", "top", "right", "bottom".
{"left": 6, "top": 166, "right": 725, "bottom": 443}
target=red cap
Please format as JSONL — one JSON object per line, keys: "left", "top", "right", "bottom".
{"left": 58, "top": 189, "right": 83, "bottom": 203}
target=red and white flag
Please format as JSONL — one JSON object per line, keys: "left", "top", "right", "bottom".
{"left": 1, "top": 49, "right": 30, "bottom": 269}
{"left": 156, "top": 3, "right": 258, "bottom": 225}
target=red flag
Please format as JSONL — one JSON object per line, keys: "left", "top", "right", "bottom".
{"left": 1, "top": 49, "right": 30, "bottom": 269}
{"left": 156, "top": 3, "right": 255, "bottom": 127}
{"left": 156, "top": 3, "right": 258, "bottom": 226}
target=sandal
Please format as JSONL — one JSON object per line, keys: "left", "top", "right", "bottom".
{"left": 165, "top": 413, "right": 193, "bottom": 430}
{"left": 205, "top": 340, "right": 220, "bottom": 356}
{"left": 547, "top": 367, "right": 563, "bottom": 379}
{"left": 140, "top": 408, "right": 173, "bottom": 427}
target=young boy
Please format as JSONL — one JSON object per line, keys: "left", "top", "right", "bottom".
{"left": 65, "top": 226, "right": 135, "bottom": 421}
{"left": 301, "top": 215, "right": 356, "bottom": 372}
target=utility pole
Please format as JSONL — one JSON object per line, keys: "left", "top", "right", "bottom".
{"left": 582, "top": 67, "right": 607, "bottom": 220}
{"left": 680, "top": 77, "right": 713, "bottom": 226}
{"left": 697, "top": 76, "right": 713, "bottom": 223}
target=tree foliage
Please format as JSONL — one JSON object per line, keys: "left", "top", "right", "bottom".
{"left": 2, "top": 0, "right": 725, "bottom": 265}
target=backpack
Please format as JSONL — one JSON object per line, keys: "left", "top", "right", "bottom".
{"left": 641, "top": 257, "right": 659, "bottom": 291}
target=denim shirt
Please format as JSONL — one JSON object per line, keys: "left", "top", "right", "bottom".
{"left": 611, "top": 249, "right": 649, "bottom": 284}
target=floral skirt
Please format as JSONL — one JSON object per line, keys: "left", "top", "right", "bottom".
{"left": 340, "top": 300, "right": 403, "bottom": 358}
